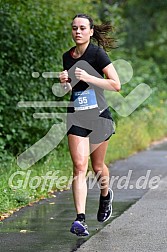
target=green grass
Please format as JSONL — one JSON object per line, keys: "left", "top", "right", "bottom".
{"left": 0, "top": 104, "right": 167, "bottom": 217}
{"left": 105, "top": 104, "right": 167, "bottom": 164}
{"left": 0, "top": 145, "right": 73, "bottom": 216}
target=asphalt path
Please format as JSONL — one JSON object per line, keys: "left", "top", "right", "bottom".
{"left": 77, "top": 140, "right": 167, "bottom": 252}
{"left": 0, "top": 139, "right": 167, "bottom": 252}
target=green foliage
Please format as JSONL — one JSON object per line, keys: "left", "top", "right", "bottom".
{"left": 0, "top": 0, "right": 99, "bottom": 157}
{"left": 99, "top": 0, "right": 167, "bottom": 123}
{"left": 105, "top": 104, "right": 167, "bottom": 164}
{"left": 119, "top": 0, "right": 167, "bottom": 80}
{"left": 1, "top": 0, "right": 166, "bottom": 158}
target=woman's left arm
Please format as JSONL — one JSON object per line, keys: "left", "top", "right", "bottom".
{"left": 75, "top": 63, "right": 121, "bottom": 92}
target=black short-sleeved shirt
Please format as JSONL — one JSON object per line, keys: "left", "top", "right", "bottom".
{"left": 63, "top": 43, "right": 111, "bottom": 77}
{"left": 63, "top": 43, "right": 112, "bottom": 118}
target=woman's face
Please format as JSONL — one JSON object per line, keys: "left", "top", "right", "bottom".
{"left": 72, "top": 17, "right": 93, "bottom": 45}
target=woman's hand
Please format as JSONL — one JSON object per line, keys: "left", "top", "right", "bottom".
{"left": 59, "top": 70, "right": 72, "bottom": 91}
{"left": 59, "top": 70, "right": 68, "bottom": 84}
{"left": 75, "top": 67, "right": 91, "bottom": 82}
{"left": 75, "top": 64, "right": 121, "bottom": 91}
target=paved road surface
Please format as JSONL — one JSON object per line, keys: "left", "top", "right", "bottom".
{"left": 77, "top": 175, "right": 167, "bottom": 252}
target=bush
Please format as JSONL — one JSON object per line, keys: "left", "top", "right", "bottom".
{"left": 0, "top": 0, "right": 99, "bottom": 158}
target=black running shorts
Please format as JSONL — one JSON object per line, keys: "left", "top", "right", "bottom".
{"left": 67, "top": 108, "right": 115, "bottom": 144}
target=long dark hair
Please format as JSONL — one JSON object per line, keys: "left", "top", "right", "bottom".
{"left": 72, "top": 13, "right": 117, "bottom": 51}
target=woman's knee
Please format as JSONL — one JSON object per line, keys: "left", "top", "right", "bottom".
{"left": 92, "top": 162, "right": 104, "bottom": 175}
{"left": 73, "top": 160, "right": 88, "bottom": 176}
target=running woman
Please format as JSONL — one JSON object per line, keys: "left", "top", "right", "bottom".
{"left": 59, "top": 13, "right": 121, "bottom": 236}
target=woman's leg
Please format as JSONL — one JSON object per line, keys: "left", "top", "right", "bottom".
{"left": 90, "top": 141, "right": 110, "bottom": 196}
{"left": 90, "top": 140, "right": 113, "bottom": 222}
{"left": 68, "top": 134, "right": 89, "bottom": 214}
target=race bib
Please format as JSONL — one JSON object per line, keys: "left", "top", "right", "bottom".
{"left": 73, "top": 89, "right": 98, "bottom": 111}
